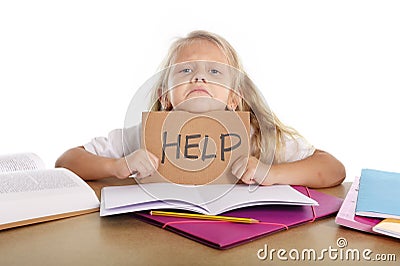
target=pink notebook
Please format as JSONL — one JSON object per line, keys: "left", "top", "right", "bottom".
{"left": 134, "top": 186, "right": 343, "bottom": 249}
{"left": 335, "top": 176, "right": 382, "bottom": 233}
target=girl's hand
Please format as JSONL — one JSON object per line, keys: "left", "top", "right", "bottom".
{"left": 231, "top": 156, "right": 273, "bottom": 185}
{"left": 115, "top": 149, "right": 159, "bottom": 179}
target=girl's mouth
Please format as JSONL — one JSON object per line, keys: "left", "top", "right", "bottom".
{"left": 186, "top": 87, "right": 211, "bottom": 97}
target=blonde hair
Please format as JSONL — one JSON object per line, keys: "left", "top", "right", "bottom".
{"left": 150, "top": 30, "right": 300, "bottom": 164}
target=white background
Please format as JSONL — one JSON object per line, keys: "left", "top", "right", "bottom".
{"left": 1, "top": 0, "right": 399, "bottom": 182}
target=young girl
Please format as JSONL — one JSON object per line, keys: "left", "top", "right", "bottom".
{"left": 56, "top": 30, "right": 345, "bottom": 188}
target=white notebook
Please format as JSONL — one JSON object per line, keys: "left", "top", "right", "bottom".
{"left": 100, "top": 183, "right": 318, "bottom": 216}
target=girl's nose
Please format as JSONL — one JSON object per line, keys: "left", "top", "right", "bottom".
{"left": 192, "top": 71, "right": 207, "bottom": 83}
{"left": 194, "top": 77, "right": 207, "bottom": 83}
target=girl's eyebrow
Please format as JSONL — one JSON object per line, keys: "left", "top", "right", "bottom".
{"left": 176, "top": 62, "right": 194, "bottom": 68}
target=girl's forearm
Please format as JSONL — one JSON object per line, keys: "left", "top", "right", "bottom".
{"left": 55, "top": 147, "right": 128, "bottom": 180}
{"left": 264, "top": 150, "right": 346, "bottom": 188}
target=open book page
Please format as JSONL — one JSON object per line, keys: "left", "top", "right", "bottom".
{"left": 0, "top": 153, "right": 45, "bottom": 173}
{"left": 101, "top": 183, "right": 208, "bottom": 216}
{"left": 0, "top": 168, "right": 100, "bottom": 227}
{"left": 101, "top": 183, "right": 318, "bottom": 216}
{"left": 196, "top": 184, "right": 318, "bottom": 215}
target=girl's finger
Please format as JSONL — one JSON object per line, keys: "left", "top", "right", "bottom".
{"left": 231, "top": 157, "right": 246, "bottom": 177}
{"left": 147, "top": 152, "right": 159, "bottom": 169}
{"left": 241, "top": 168, "right": 256, "bottom": 184}
{"left": 135, "top": 161, "right": 152, "bottom": 177}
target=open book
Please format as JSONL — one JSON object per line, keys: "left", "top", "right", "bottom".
{"left": 100, "top": 183, "right": 318, "bottom": 216}
{"left": 0, "top": 153, "right": 100, "bottom": 230}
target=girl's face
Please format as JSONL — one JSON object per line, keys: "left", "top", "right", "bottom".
{"left": 166, "top": 40, "right": 237, "bottom": 112}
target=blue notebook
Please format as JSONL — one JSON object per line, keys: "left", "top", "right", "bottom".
{"left": 356, "top": 169, "right": 400, "bottom": 219}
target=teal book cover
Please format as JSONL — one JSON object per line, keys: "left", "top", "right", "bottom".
{"left": 356, "top": 169, "right": 400, "bottom": 219}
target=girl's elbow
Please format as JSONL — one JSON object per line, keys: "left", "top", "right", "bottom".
{"left": 334, "top": 163, "right": 346, "bottom": 186}
{"left": 321, "top": 161, "right": 346, "bottom": 188}
{"left": 316, "top": 150, "right": 346, "bottom": 188}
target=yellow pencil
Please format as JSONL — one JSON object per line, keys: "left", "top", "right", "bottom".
{"left": 150, "top": 210, "right": 259, "bottom": 224}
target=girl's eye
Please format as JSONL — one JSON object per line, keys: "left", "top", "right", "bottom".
{"left": 179, "top": 68, "right": 193, "bottom": 73}
{"left": 209, "top": 69, "right": 221, "bottom": 75}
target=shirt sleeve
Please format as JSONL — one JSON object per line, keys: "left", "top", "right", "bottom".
{"left": 281, "top": 134, "right": 316, "bottom": 163}
{"left": 83, "top": 125, "right": 141, "bottom": 158}
{"left": 83, "top": 129, "right": 124, "bottom": 158}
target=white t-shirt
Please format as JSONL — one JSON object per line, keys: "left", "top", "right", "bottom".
{"left": 83, "top": 124, "right": 315, "bottom": 163}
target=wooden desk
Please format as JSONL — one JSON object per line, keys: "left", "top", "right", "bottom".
{"left": 0, "top": 181, "right": 398, "bottom": 265}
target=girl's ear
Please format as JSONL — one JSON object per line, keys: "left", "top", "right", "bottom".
{"left": 158, "top": 87, "right": 172, "bottom": 111}
{"left": 227, "top": 91, "right": 241, "bottom": 111}
{"left": 157, "top": 87, "right": 164, "bottom": 103}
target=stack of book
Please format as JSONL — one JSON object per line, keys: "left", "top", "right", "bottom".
{"left": 336, "top": 169, "right": 400, "bottom": 239}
